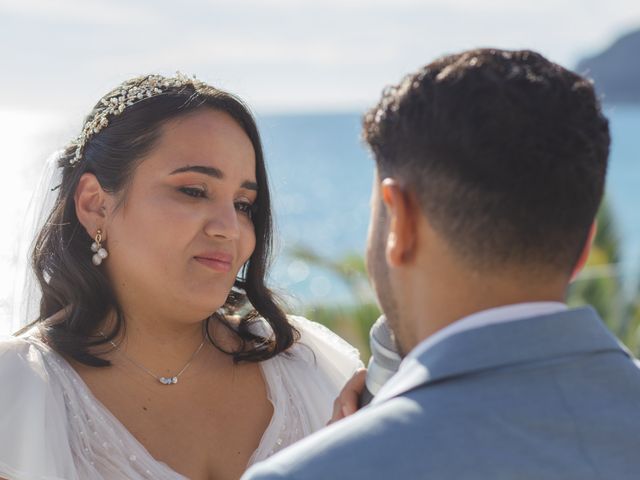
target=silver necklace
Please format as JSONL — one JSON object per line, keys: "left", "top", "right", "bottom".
{"left": 101, "top": 332, "right": 207, "bottom": 385}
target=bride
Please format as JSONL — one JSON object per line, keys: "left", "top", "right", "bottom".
{"left": 0, "top": 74, "right": 363, "bottom": 480}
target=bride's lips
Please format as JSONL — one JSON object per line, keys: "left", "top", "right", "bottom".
{"left": 194, "top": 252, "right": 233, "bottom": 273}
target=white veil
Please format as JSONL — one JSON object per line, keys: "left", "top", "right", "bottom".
{"left": 10, "top": 150, "right": 64, "bottom": 333}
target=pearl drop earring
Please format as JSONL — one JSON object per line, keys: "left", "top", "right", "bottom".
{"left": 91, "top": 229, "right": 109, "bottom": 266}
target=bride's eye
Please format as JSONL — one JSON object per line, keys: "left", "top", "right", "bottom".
{"left": 235, "top": 201, "right": 255, "bottom": 218}
{"left": 179, "top": 186, "right": 207, "bottom": 198}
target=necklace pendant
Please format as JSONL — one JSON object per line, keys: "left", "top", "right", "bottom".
{"left": 159, "top": 376, "right": 178, "bottom": 385}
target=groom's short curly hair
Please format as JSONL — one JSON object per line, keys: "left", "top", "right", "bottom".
{"left": 363, "top": 48, "right": 610, "bottom": 274}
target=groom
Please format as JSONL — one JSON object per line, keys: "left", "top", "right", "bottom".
{"left": 243, "top": 49, "right": 640, "bottom": 479}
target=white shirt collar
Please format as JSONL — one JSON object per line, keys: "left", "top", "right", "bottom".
{"left": 405, "top": 301, "right": 568, "bottom": 364}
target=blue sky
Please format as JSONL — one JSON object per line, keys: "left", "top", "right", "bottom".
{"left": 1, "top": 0, "right": 640, "bottom": 113}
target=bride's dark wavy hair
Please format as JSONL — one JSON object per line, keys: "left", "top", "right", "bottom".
{"left": 20, "top": 76, "right": 299, "bottom": 366}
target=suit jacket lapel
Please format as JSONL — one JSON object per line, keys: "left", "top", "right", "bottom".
{"left": 372, "top": 307, "right": 627, "bottom": 405}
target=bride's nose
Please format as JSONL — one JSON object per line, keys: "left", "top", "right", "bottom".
{"left": 203, "top": 201, "right": 240, "bottom": 240}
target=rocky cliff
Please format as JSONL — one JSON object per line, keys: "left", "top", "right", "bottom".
{"left": 576, "top": 28, "right": 640, "bottom": 103}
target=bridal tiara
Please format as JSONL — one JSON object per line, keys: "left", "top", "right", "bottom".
{"left": 68, "top": 73, "right": 201, "bottom": 166}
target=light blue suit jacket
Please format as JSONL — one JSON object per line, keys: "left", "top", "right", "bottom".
{"left": 243, "top": 307, "right": 640, "bottom": 479}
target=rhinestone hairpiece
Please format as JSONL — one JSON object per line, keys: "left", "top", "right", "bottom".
{"left": 68, "top": 73, "right": 200, "bottom": 166}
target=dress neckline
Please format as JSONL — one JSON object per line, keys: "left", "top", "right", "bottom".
{"left": 26, "top": 334, "right": 280, "bottom": 478}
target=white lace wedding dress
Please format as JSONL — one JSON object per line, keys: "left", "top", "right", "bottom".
{"left": 0, "top": 316, "right": 362, "bottom": 480}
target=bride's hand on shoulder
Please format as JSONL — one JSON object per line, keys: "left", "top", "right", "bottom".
{"left": 328, "top": 368, "right": 367, "bottom": 425}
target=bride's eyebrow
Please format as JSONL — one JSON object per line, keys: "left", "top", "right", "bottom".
{"left": 169, "top": 165, "right": 258, "bottom": 191}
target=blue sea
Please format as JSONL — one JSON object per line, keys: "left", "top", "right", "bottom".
{"left": 257, "top": 106, "right": 640, "bottom": 306}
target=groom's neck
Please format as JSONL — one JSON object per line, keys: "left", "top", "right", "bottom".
{"left": 399, "top": 258, "right": 568, "bottom": 353}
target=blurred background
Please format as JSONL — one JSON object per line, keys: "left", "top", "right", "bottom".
{"left": 1, "top": 0, "right": 639, "bottom": 358}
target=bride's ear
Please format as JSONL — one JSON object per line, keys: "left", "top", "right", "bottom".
{"left": 74, "top": 173, "right": 112, "bottom": 238}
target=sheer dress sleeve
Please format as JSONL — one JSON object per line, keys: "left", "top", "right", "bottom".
{"left": 0, "top": 336, "right": 78, "bottom": 480}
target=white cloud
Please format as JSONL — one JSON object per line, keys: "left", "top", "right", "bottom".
{"left": 0, "top": 0, "right": 639, "bottom": 111}
{"left": 0, "top": 0, "right": 163, "bottom": 25}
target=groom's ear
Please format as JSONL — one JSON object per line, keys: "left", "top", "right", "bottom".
{"left": 570, "top": 220, "right": 597, "bottom": 282}
{"left": 381, "top": 178, "right": 419, "bottom": 267}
